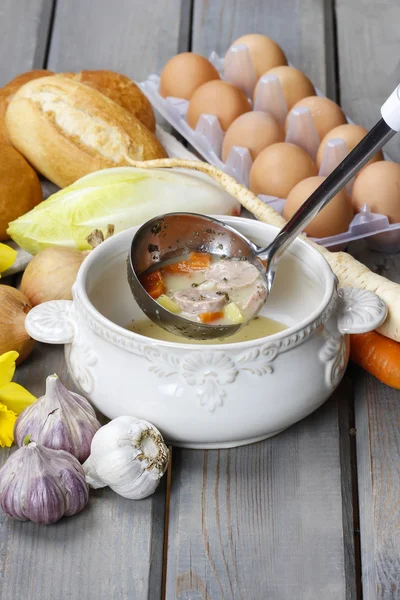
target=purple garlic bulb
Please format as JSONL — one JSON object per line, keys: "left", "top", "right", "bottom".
{"left": 0, "top": 436, "right": 89, "bottom": 524}
{"left": 14, "top": 374, "right": 101, "bottom": 463}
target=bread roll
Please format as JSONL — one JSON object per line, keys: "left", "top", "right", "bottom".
{"left": 64, "top": 70, "right": 156, "bottom": 132}
{"left": 6, "top": 75, "right": 167, "bottom": 188}
{"left": 2, "top": 69, "right": 54, "bottom": 96}
{"left": 0, "top": 94, "right": 9, "bottom": 144}
{"left": 0, "top": 69, "right": 54, "bottom": 144}
{"left": 0, "top": 144, "right": 42, "bottom": 240}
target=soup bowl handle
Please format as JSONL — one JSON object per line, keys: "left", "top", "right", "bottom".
{"left": 336, "top": 287, "right": 387, "bottom": 335}
{"left": 25, "top": 300, "right": 75, "bottom": 344}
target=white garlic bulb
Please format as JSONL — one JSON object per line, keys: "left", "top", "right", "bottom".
{"left": 82, "top": 416, "right": 169, "bottom": 500}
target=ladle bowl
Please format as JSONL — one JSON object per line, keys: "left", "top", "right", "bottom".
{"left": 127, "top": 212, "right": 265, "bottom": 339}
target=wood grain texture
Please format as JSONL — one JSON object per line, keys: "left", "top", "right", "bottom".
{"left": 336, "top": 0, "right": 400, "bottom": 161}
{"left": 192, "top": 0, "right": 336, "bottom": 96}
{"left": 0, "top": 0, "right": 54, "bottom": 86}
{"left": 338, "top": 377, "right": 361, "bottom": 600}
{"left": 349, "top": 244, "right": 400, "bottom": 600}
{"left": 0, "top": 343, "right": 166, "bottom": 600}
{"left": 47, "top": 0, "right": 188, "bottom": 81}
{"left": 166, "top": 389, "right": 356, "bottom": 600}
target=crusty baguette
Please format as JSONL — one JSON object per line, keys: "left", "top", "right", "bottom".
{"left": 5, "top": 74, "right": 167, "bottom": 187}
{"left": 62, "top": 70, "right": 156, "bottom": 132}
{"left": 0, "top": 69, "right": 54, "bottom": 144}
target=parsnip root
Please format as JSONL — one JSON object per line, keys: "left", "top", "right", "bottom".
{"left": 128, "top": 158, "right": 400, "bottom": 342}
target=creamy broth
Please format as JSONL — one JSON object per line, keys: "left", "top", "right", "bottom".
{"left": 140, "top": 252, "right": 267, "bottom": 326}
{"left": 127, "top": 315, "right": 287, "bottom": 344}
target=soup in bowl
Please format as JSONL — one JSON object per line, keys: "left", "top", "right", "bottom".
{"left": 25, "top": 216, "right": 386, "bottom": 448}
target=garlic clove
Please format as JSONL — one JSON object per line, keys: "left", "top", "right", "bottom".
{"left": 14, "top": 374, "right": 101, "bottom": 462}
{"left": 83, "top": 416, "right": 169, "bottom": 500}
{"left": 0, "top": 436, "right": 89, "bottom": 524}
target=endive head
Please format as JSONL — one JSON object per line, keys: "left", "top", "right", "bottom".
{"left": 7, "top": 166, "right": 240, "bottom": 255}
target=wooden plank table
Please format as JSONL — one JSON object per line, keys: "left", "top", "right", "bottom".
{"left": 0, "top": 1, "right": 399, "bottom": 598}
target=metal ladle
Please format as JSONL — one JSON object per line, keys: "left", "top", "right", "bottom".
{"left": 128, "top": 84, "right": 400, "bottom": 340}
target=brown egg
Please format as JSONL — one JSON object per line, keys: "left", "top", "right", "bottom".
{"left": 285, "top": 96, "right": 347, "bottom": 141}
{"left": 227, "top": 34, "right": 287, "bottom": 78}
{"left": 316, "top": 124, "right": 384, "bottom": 169}
{"left": 249, "top": 142, "right": 318, "bottom": 198}
{"left": 283, "top": 176, "right": 353, "bottom": 237}
{"left": 187, "top": 80, "right": 252, "bottom": 131}
{"left": 254, "top": 66, "right": 315, "bottom": 110}
{"left": 352, "top": 161, "right": 400, "bottom": 222}
{"left": 222, "top": 111, "right": 284, "bottom": 162}
{"left": 159, "top": 53, "right": 220, "bottom": 100}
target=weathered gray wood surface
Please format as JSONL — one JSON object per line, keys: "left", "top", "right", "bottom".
{"left": 165, "top": 2, "right": 356, "bottom": 599}
{"left": 192, "top": 0, "right": 336, "bottom": 98}
{"left": 349, "top": 244, "right": 400, "bottom": 600}
{"left": 47, "top": 0, "right": 188, "bottom": 81}
{"left": 1, "top": 0, "right": 400, "bottom": 598}
{"left": 336, "top": 0, "right": 400, "bottom": 161}
{"left": 337, "top": 1, "right": 400, "bottom": 593}
{"left": 0, "top": 0, "right": 54, "bottom": 86}
{"left": 166, "top": 386, "right": 355, "bottom": 600}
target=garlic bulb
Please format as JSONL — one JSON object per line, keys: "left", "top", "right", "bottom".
{"left": 21, "top": 247, "right": 89, "bottom": 306}
{"left": 0, "top": 285, "right": 35, "bottom": 364}
{"left": 83, "top": 416, "right": 169, "bottom": 500}
{"left": 14, "top": 374, "right": 101, "bottom": 462}
{"left": 0, "top": 436, "right": 89, "bottom": 524}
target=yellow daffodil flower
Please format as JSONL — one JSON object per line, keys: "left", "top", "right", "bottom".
{"left": 0, "top": 243, "right": 17, "bottom": 278}
{"left": 0, "top": 351, "right": 36, "bottom": 447}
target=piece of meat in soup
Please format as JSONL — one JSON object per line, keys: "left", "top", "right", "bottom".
{"left": 205, "top": 260, "right": 260, "bottom": 290}
{"left": 243, "top": 284, "right": 268, "bottom": 315}
{"left": 173, "top": 289, "right": 228, "bottom": 315}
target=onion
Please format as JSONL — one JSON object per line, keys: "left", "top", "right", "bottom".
{"left": 20, "top": 228, "right": 113, "bottom": 307}
{"left": 21, "top": 247, "right": 89, "bottom": 307}
{"left": 0, "top": 286, "right": 35, "bottom": 364}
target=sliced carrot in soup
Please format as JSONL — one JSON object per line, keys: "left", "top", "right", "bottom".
{"left": 161, "top": 261, "right": 191, "bottom": 274}
{"left": 199, "top": 311, "right": 224, "bottom": 323}
{"left": 140, "top": 270, "right": 166, "bottom": 299}
{"left": 189, "top": 252, "right": 211, "bottom": 270}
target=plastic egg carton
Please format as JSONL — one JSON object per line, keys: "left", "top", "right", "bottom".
{"left": 139, "top": 45, "right": 400, "bottom": 252}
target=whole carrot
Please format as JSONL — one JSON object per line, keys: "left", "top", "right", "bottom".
{"left": 350, "top": 331, "right": 400, "bottom": 389}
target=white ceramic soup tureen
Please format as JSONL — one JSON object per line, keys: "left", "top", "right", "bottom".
{"left": 25, "top": 217, "right": 386, "bottom": 449}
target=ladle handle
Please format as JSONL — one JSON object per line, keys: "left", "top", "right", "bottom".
{"left": 258, "top": 83, "right": 400, "bottom": 269}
